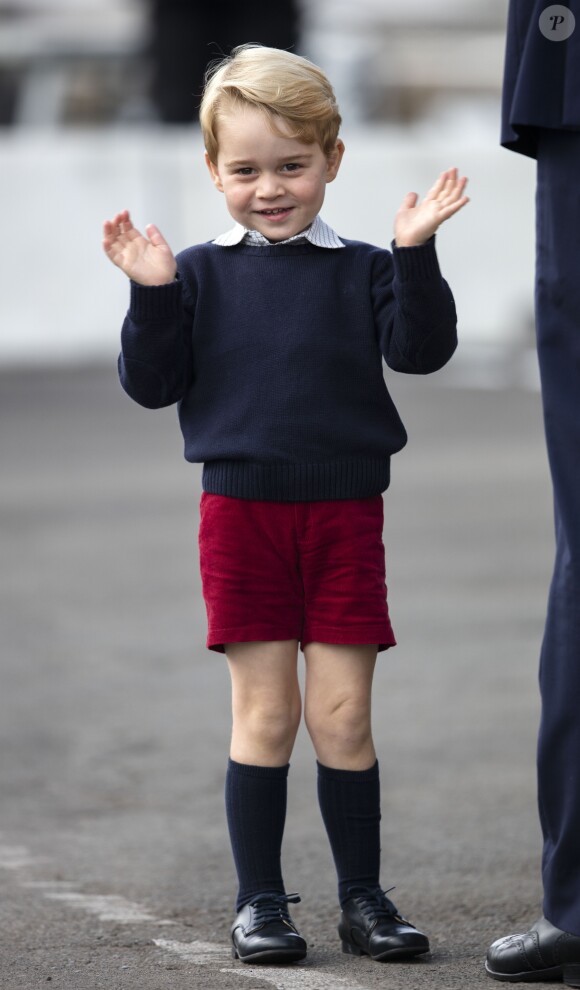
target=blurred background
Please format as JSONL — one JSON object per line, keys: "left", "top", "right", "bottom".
{"left": 0, "top": 0, "right": 536, "bottom": 379}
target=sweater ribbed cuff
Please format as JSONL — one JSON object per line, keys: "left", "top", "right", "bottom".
{"left": 390, "top": 235, "right": 441, "bottom": 282}
{"left": 129, "top": 279, "right": 183, "bottom": 321}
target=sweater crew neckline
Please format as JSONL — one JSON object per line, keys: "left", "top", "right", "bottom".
{"left": 209, "top": 240, "right": 324, "bottom": 257}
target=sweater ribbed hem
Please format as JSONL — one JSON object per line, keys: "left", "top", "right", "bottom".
{"left": 201, "top": 458, "right": 390, "bottom": 501}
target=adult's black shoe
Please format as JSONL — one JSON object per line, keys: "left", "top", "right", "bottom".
{"left": 231, "top": 892, "right": 307, "bottom": 964}
{"left": 338, "top": 886, "right": 430, "bottom": 962}
{"left": 486, "top": 916, "right": 580, "bottom": 985}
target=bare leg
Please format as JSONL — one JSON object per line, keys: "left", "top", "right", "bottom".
{"left": 303, "top": 642, "right": 377, "bottom": 770}
{"left": 225, "top": 639, "right": 301, "bottom": 766}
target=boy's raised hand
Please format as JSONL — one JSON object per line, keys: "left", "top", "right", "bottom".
{"left": 102, "top": 209, "right": 177, "bottom": 285}
{"left": 394, "top": 168, "right": 469, "bottom": 248}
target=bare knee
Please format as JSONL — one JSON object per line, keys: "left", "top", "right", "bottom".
{"left": 305, "top": 696, "right": 374, "bottom": 769}
{"left": 234, "top": 695, "right": 302, "bottom": 764}
{"left": 227, "top": 640, "right": 301, "bottom": 765}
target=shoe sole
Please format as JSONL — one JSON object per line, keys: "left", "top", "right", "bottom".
{"left": 233, "top": 947, "right": 307, "bottom": 965}
{"left": 485, "top": 961, "right": 580, "bottom": 985}
{"left": 342, "top": 939, "right": 430, "bottom": 962}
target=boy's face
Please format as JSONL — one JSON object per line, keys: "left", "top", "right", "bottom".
{"left": 205, "top": 105, "right": 344, "bottom": 241}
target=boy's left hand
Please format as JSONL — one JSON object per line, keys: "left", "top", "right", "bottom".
{"left": 394, "top": 167, "right": 469, "bottom": 247}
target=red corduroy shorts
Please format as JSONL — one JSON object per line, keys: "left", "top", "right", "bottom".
{"left": 198, "top": 492, "right": 396, "bottom": 654}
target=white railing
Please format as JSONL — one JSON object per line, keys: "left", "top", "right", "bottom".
{"left": 0, "top": 123, "right": 534, "bottom": 365}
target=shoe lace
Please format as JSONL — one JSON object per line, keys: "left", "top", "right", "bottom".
{"left": 249, "top": 892, "right": 301, "bottom": 926}
{"left": 346, "top": 885, "right": 404, "bottom": 923}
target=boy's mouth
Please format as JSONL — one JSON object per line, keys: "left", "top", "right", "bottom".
{"left": 256, "top": 207, "right": 293, "bottom": 219}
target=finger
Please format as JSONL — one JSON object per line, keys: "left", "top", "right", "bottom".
{"left": 438, "top": 195, "right": 470, "bottom": 220}
{"left": 442, "top": 167, "right": 461, "bottom": 186}
{"left": 399, "top": 191, "right": 419, "bottom": 210}
{"left": 102, "top": 219, "right": 123, "bottom": 252}
{"left": 433, "top": 174, "right": 468, "bottom": 207}
{"left": 438, "top": 169, "right": 461, "bottom": 200}
{"left": 103, "top": 210, "right": 129, "bottom": 242}
{"left": 113, "top": 209, "right": 134, "bottom": 238}
{"left": 145, "top": 223, "right": 170, "bottom": 248}
{"left": 424, "top": 169, "right": 454, "bottom": 201}
{"left": 441, "top": 176, "right": 469, "bottom": 207}
{"left": 102, "top": 238, "right": 124, "bottom": 261}
{"left": 446, "top": 173, "right": 467, "bottom": 191}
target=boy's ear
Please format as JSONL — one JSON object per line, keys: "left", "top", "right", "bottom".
{"left": 205, "top": 151, "right": 224, "bottom": 193}
{"left": 325, "top": 139, "right": 345, "bottom": 184}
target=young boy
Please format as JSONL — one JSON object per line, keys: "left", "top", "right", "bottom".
{"left": 103, "top": 44, "right": 468, "bottom": 967}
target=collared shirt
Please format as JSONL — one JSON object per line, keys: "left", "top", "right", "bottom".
{"left": 212, "top": 214, "right": 344, "bottom": 249}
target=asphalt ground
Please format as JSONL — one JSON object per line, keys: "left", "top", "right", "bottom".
{"left": 0, "top": 360, "right": 555, "bottom": 989}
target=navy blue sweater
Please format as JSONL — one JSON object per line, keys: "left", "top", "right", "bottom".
{"left": 119, "top": 236, "right": 457, "bottom": 500}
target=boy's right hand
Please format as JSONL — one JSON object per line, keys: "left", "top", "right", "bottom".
{"left": 102, "top": 209, "right": 177, "bottom": 286}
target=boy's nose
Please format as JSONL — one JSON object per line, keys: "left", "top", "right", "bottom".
{"left": 256, "top": 173, "right": 284, "bottom": 199}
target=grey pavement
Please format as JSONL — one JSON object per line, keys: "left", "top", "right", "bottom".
{"left": 0, "top": 361, "right": 554, "bottom": 989}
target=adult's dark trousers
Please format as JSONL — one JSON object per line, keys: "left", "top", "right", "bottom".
{"left": 535, "top": 128, "right": 580, "bottom": 937}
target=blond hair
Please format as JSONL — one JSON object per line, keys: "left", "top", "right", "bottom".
{"left": 200, "top": 44, "right": 342, "bottom": 163}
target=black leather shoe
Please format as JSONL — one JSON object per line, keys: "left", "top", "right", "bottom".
{"left": 486, "top": 916, "right": 580, "bottom": 985}
{"left": 338, "top": 887, "right": 430, "bottom": 962}
{"left": 231, "top": 892, "right": 307, "bottom": 964}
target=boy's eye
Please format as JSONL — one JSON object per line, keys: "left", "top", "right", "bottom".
{"left": 282, "top": 163, "right": 303, "bottom": 172}
{"left": 236, "top": 167, "right": 255, "bottom": 176}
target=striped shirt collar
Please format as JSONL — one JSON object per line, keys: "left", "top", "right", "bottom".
{"left": 213, "top": 215, "right": 344, "bottom": 249}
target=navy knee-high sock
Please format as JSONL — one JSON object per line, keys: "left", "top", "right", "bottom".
{"left": 225, "top": 758, "right": 289, "bottom": 911}
{"left": 317, "top": 760, "right": 382, "bottom": 906}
